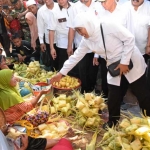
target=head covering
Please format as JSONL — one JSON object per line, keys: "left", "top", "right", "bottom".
{"left": 73, "top": 12, "right": 101, "bottom": 42}
{"left": 10, "top": 0, "right": 18, "bottom": 4}
{"left": 26, "top": 0, "right": 36, "bottom": 7}
{"left": 25, "top": 12, "right": 38, "bottom": 50}
{"left": 0, "top": 69, "right": 24, "bottom": 111}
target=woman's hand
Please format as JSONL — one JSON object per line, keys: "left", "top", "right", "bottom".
{"left": 50, "top": 72, "right": 63, "bottom": 84}
{"left": 115, "top": 64, "right": 129, "bottom": 76}
{"left": 51, "top": 48, "right": 57, "bottom": 60}
{"left": 19, "top": 134, "right": 28, "bottom": 150}
{"left": 40, "top": 88, "right": 51, "bottom": 95}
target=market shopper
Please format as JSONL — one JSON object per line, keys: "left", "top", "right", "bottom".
{"left": 94, "top": 0, "right": 134, "bottom": 98}
{"left": 50, "top": 12, "right": 150, "bottom": 129}
{"left": 0, "top": 69, "right": 50, "bottom": 124}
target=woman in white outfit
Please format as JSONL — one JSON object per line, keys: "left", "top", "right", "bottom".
{"left": 50, "top": 12, "right": 150, "bottom": 128}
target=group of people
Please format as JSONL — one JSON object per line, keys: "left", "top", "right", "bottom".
{"left": 0, "top": 69, "right": 73, "bottom": 150}
{"left": 0, "top": 0, "right": 150, "bottom": 142}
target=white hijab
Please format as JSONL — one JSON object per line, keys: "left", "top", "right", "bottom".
{"left": 73, "top": 12, "right": 101, "bottom": 42}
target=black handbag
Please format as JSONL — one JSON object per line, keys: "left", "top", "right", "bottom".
{"left": 100, "top": 24, "right": 133, "bottom": 77}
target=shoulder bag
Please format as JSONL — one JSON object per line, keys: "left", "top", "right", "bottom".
{"left": 100, "top": 24, "right": 133, "bottom": 77}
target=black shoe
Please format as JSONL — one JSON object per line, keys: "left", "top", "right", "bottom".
{"left": 102, "top": 121, "right": 117, "bottom": 130}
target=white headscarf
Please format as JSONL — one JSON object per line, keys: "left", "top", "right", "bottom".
{"left": 73, "top": 12, "right": 101, "bottom": 42}
{"left": 26, "top": 0, "right": 36, "bottom": 7}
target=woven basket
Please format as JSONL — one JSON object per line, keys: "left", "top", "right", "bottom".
{"left": 0, "top": 108, "right": 6, "bottom": 130}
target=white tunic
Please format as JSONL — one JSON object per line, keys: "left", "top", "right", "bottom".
{"left": 37, "top": 3, "right": 57, "bottom": 44}
{"left": 60, "top": 21, "right": 146, "bottom": 86}
{"left": 123, "top": 0, "right": 150, "bottom": 55}
{"left": 47, "top": 3, "right": 73, "bottom": 49}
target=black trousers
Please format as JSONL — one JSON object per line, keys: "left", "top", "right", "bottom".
{"left": 108, "top": 73, "right": 150, "bottom": 122}
{"left": 51, "top": 46, "right": 68, "bottom": 71}
{"left": 79, "top": 52, "right": 98, "bottom": 93}
{"left": 143, "top": 54, "right": 150, "bottom": 64}
{"left": 0, "top": 33, "right": 11, "bottom": 57}
{"left": 100, "top": 57, "right": 108, "bottom": 98}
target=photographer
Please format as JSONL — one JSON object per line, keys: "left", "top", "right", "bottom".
{"left": 0, "top": 0, "right": 11, "bottom": 57}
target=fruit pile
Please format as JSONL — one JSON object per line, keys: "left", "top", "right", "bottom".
{"left": 52, "top": 76, "right": 81, "bottom": 90}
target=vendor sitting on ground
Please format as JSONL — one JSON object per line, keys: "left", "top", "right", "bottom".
{"left": 0, "top": 107, "right": 73, "bottom": 150}
{"left": 0, "top": 69, "right": 49, "bottom": 124}
{"left": 11, "top": 33, "right": 40, "bottom": 64}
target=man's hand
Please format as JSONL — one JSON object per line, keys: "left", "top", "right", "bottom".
{"left": 50, "top": 72, "right": 63, "bottom": 84}
{"left": 67, "top": 47, "right": 73, "bottom": 57}
{"left": 18, "top": 54, "right": 23, "bottom": 62}
{"left": 51, "top": 48, "right": 57, "bottom": 60}
{"left": 115, "top": 64, "right": 129, "bottom": 76}
{"left": 40, "top": 43, "right": 46, "bottom": 52}
{"left": 93, "top": 57, "right": 99, "bottom": 66}
{"left": 146, "top": 46, "right": 150, "bottom": 55}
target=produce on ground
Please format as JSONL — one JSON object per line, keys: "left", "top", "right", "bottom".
{"left": 14, "top": 61, "right": 57, "bottom": 84}
{"left": 98, "top": 114, "right": 150, "bottom": 150}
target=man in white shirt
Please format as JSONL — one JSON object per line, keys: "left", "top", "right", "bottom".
{"left": 48, "top": 0, "right": 73, "bottom": 71}
{"left": 37, "top": 0, "right": 57, "bottom": 68}
{"left": 123, "top": 0, "right": 150, "bottom": 63}
{"left": 67, "top": 0, "right": 105, "bottom": 93}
